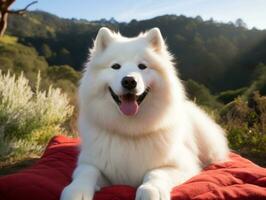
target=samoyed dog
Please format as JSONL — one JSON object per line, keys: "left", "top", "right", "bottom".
{"left": 61, "top": 27, "right": 229, "bottom": 200}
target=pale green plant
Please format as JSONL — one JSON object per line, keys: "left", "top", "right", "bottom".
{"left": 0, "top": 70, "right": 74, "bottom": 161}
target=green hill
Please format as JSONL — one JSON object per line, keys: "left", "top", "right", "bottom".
{"left": 6, "top": 11, "right": 266, "bottom": 93}
{"left": 0, "top": 35, "right": 80, "bottom": 96}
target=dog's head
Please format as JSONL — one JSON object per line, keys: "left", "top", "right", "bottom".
{"left": 79, "top": 27, "right": 185, "bottom": 136}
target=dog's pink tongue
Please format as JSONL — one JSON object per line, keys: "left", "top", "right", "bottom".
{"left": 119, "top": 97, "right": 139, "bottom": 116}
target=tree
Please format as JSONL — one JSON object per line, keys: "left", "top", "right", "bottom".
{"left": 40, "top": 43, "right": 52, "bottom": 58}
{"left": 0, "top": 0, "right": 37, "bottom": 37}
{"left": 235, "top": 18, "right": 247, "bottom": 28}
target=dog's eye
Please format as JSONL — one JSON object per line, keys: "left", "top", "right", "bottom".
{"left": 111, "top": 63, "right": 121, "bottom": 70}
{"left": 138, "top": 64, "right": 147, "bottom": 70}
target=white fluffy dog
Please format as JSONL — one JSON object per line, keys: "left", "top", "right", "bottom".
{"left": 61, "top": 27, "right": 229, "bottom": 200}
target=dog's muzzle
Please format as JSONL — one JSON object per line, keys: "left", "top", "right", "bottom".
{"left": 108, "top": 86, "right": 150, "bottom": 116}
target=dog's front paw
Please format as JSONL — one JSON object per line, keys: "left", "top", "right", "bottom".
{"left": 135, "top": 184, "right": 170, "bottom": 200}
{"left": 60, "top": 183, "right": 94, "bottom": 200}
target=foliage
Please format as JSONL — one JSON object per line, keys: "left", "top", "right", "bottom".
{"left": 0, "top": 38, "right": 80, "bottom": 97}
{"left": 0, "top": 38, "right": 49, "bottom": 85}
{"left": 48, "top": 65, "right": 80, "bottom": 84}
{"left": 185, "top": 79, "right": 221, "bottom": 108}
{"left": 0, "top": 35, "right": 18, "bottom": 44}
{"left": 6, "top": 11, "right": 266, "bottom": 93}
{"left": 244, "top": 63, "right": 266, "bottom": 97}
{"left": 0, "top": 71, "right": 74, "bottom": 162}
{"left": 217, "top": 87, "right": 247, "bottom": 104}
{"left": 220, "top": 97, "right": 250, "bottom": 126}
{"left": 220, "top": 93, "right": 266, "bottom": 166}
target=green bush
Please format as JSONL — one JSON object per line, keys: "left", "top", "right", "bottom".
{"left": 0, "top": 38, "right": 81, "bottom": 100}
{"left": 220, "top": 97, "right": 250, "bottom": 124}
{"left": 0, "top": 40, "right": 49, "bottom": 81}
{"left": 185, "top": 79, "right": 221, "bottom": 108}
{"left": 0, "top": 71, "right": 74, "bottom": 162}
{"left": 220, "top": 93, "right": 266, "bottom": 166}
{"left": 226, "top": 125, "right": 266, "bottom": 154}
{"left": 217, "top": 87, "right": 247, "bottom": 104}
{"left": 225, "top": 124, "right": 266, "bottom": 167}
{"left": 244, "top": 63, "right": 266, "bottom": 97}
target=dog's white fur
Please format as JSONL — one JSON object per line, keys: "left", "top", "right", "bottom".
{"left": 61, "top": 27, "right": 229, "bottom": 200}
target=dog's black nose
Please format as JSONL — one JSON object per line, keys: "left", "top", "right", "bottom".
{"left": 121, "top": 76, "right": 137, "bottom": 90}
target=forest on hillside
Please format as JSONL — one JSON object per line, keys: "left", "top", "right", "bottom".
{"left": 0, "top": 11, "right": 265, "bottom": 167}
{"left": 6, "top": 11, "right": 266, "bottom": 93}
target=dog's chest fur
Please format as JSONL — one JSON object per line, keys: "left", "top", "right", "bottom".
{"left": 81, "top": 128, "right": 177, "bottom": 187}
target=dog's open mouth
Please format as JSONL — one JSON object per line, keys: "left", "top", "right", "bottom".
{"left": 108, "top": 87, "right": 150, "bottom": 116}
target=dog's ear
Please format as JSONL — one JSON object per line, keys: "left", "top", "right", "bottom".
{"left": 146, "top": 28, "right": 165, "bottom": 52}
{"left": 94, "top": 27, "right": 114, "bottom": 52}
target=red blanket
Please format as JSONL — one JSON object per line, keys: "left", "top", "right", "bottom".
{"left": 0, "top": 135, "right": 265, "bottom": 200}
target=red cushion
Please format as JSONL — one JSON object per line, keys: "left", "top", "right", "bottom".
{"left": 0, "top": 135, "right": 265, "bottom": 200}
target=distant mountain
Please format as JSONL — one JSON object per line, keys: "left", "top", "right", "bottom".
{"left": 6, "top": 11, "right": 266, "bottom": 92}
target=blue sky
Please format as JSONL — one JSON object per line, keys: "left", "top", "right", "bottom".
{"left": 12, "top": 0, "right": 266, "bottom": 29}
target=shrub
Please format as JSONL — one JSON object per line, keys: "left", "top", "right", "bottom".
{"left": 185, "top": 79, "right": 221, "bottom": 108}
{"left": 244, "top": 63, "right": 266, "bottom": 97}
{"left": 226, "top": 125, "right": 266, "bottom": 154}
{"left": 217, "top": 87, "right": 247, "bottom": 104}
{"left": 0, "top": 35, "right": 18, "bottom": 44}
{"left": 225, "top": 123, "right": 266, "bottom": 167}
{"left": 220, "top": 97, "right": 250, "bottom": 125}
{"left": 219, "top": 93, "right": 266, "bottom": 166}
{"left": 0, "top": 71, "right": 74, "bottom": 162}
